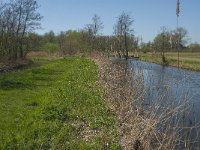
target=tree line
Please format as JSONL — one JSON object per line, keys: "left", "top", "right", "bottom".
{"left": 1, "top": 1, "right": 200, "bottom": 63}
{"left": 29, "top": 12, "right": 138, "bottom": 59}
{"left": 0, "top": 0, "right": 42, "bottom": 62}
{"left": 29, "top": 13, "right": 199, "bottom": 59}
{"left": 31, "top": 20, "right": 199, "bottom": 58}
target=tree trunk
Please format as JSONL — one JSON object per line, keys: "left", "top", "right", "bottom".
{"left": 124, "top": 25, "right": 128, "bottom": 59}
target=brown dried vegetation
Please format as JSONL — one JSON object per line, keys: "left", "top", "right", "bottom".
{"left": 95, "top": 55, "right": 195, "bottom": 150}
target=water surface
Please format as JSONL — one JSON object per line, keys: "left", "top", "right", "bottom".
{"left": 130, "top": 60, "right": 200, "bottom": 129}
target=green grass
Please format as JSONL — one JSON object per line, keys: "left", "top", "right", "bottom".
{"left": 33, "top": 42, "right": 60, "bottom": 52}
{"left": 139, "top": 52, "right": 200, "bottom": 71}
{"left": 0, "top": 57, "right": 119, "bottom": 149}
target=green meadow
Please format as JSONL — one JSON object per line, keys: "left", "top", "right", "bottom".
{"left": 0, "top": 57, "right": 119, "bottom": 149}
{"left": 139, "top": 52, "right": 200, "bottom": 71}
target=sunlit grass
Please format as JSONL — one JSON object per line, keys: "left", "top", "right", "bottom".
{"left": 139, "top": 52, "right": 200, "bottom": 71}
{"left": 0, "top": 57, "right": 119, "bottom": 149}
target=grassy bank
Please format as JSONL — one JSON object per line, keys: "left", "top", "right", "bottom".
{"left": 0, "top": 57, "right": 119, "bottom": 149}
{"left": 139, "top": 52, "right": 200, "bottom": 71}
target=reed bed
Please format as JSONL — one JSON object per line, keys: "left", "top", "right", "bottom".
{"left": 95, "top": 55, "right": 198, "bottom": 150}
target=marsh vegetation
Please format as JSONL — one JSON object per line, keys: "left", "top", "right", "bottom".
{"left": 0, "top": 0, "right": 200, "bottom": 149}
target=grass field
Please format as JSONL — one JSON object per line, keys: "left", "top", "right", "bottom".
{"left": 0, "top": 57, "right": 119, "bottom": 149}
{"left": 139, "top": 52, "right": 200, "bottom": 71}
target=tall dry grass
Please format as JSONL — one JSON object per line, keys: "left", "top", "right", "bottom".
{"left": 95, "top": 56, "right": 199, "bottom": 150}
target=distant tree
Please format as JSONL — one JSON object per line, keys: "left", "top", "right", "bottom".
{"left": 154, "top": 28, "right": 168, "bottom": 50}
{"left": 153, "top": 27, "right": 171, "bottom": 63}
{"left": 44, "top": 31, "right": 56, "bottom": 43}
{"left": 133, "top": 36, "right": 139, "bottom": 51}
{"left": 153, "top": 27, "right": 189, "bottom": 53}
{"left": 91, "top": 14, "right": 104, "bottom": 51}
{"left": 114, "top": 12, "right": 134, "bottom": 59}
{"left": 84, "top": 14, "right": 104, "bottom": 51}
{"left": 27, "top": 32, "right": 42, "bottom": 51}
{"left": 160, "top": 27, "right": 169, "bottom": 63}
{"left": 189, "top": 43, "right": 200, "bottom": 52}
{"left": 140, "top": 42, "right": 152, "bottom": 53}
{"left": 84, "top": 24, "right": 94, "bottom": 50}
{"left": 57, "top": 31, "right": 66, "bottom": 51}
{"left": 91, "top": 14, "right": 103, "bottom": 38}
{"left": 173, "top": 27, "right": 189, "bottom": 49}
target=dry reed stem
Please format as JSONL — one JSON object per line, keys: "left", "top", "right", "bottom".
{"left": 93, "top": 55, "right": 198, "bottom": 150}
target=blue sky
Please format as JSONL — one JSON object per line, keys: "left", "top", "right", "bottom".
{"left": 37, "top": 0, "right": 200, "bottom": 44}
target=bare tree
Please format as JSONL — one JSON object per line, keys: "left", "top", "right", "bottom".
{"left": 85, "top": 14, "right": 103, "bottom": 51}
{"left": 91, "top": 14, "right": 103, "bottom": 38}
{"left": 160, "top": 26, "right": 169, "bottom": 64}
{"left": 114, "top": 12, "right": 134, "bottom": 59}
{"left": 0, "top": 0, "right": 42, "bottom": 62}
{"left": 17, "top": 0, "right": 42, "bottom": 58}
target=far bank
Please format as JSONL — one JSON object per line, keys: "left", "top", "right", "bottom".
{"left": 137, "top": 52, "right": 200, "bottom": 71}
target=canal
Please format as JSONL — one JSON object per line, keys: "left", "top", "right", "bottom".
{"left": 129, "top": 60, "right": 200, "bottom": 147}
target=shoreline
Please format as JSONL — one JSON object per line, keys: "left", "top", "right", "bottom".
{"left": 138, "top": 53, "right": 200, "bottom": 72}
{"left": 94, "top": 55, "right": 194, "bottom": 149}
{"left": 94, "top": 56, "right": 135, "bottom": 149}
{"left": 137, "top": 58, "right": 200, "bottom": 73}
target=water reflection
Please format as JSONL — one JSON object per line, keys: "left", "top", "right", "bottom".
{"left": 129, "top": 60, "right": 200, "bottom": 147}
